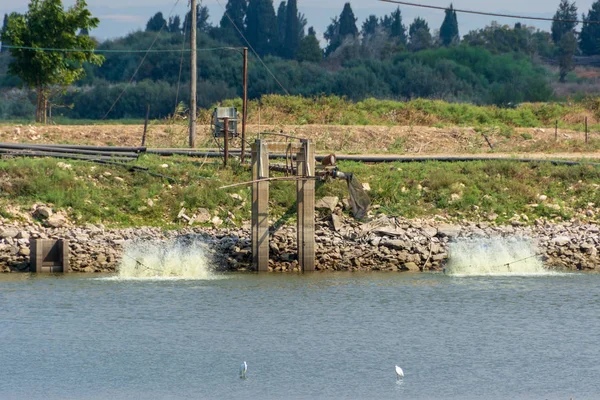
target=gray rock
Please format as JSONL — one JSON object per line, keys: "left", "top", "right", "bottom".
{"left": 196, "top": 208, "right": 211, "bottom": 223}
{"left": 553, "top": 236, "right": 571, "bottom": 246}
{"left": 437, "top": 224, "right": 462, "bottom": 238}
{"left": 35, "top": 206, "right": 53, "bottom": 219}
{"left": 403, "top": 262, "right": 420, "bottom": 272}
{"left": 315, "top": 196, "right": 339, "bottom": 212}
{"left": 46, "top": 214, "right": 67, "bottom": 228}
{"left": 383, "top": 240, "right": 412, "bottom": 251}
{"left": 331, "top": 214, "right": 343, "bottom": 232}
{"left": 0, "top": 227, "right": 19, "bottom": 239}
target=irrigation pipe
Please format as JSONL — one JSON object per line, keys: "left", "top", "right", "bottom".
{"left": 147, "top": 149, "right": 600, "bottom": 167}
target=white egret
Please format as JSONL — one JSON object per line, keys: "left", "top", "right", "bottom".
{"left": 240, "top": 361, "right": 248, "bottom": 378}
{"left": 395, "top": 365, "right": 404, "bottom": 378}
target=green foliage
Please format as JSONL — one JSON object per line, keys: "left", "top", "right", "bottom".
{"left": 551, "top": 0, "right": 578, "bottom": 44}
{"left": 296, "top": 29, "right": 322, "bottom": 63}
{"left": 146, "top": 12, "right": 166, "bottom": 32}
{"left": 245, "top": 0, "right": 277, "bottom": 55}
{"left": 439, "top": 3, "right": 459, "bottom": 46}
{"left": 408, "top": 17, "right": 432, "bottom": 52}
{"left": 463, "top": 22, "right": 552, "bottom": 56}
{"left": 558, "top": 32, "right": 577, "bottom": 83}
{"left": 283, "top": 0, "right": 300, "bottom": 59}
{"left": 389, "top": 8, "right": 407, "bottom": 45}
{"left": 2, "top": 0, "right": 104, "bottom": 122}
{"left": 579, "top": 1, "right": 600, "bottom": 56}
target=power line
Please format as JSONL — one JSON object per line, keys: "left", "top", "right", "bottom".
{"left": 3, "top": 44, "right": 244, "bottom": 53}
{"left": 379, "top": 0, "right": 600, "bottom": 25}
{"left": 214, "top": 0, "right": 290, "bottom": 96}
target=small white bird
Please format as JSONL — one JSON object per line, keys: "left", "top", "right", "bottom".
{"left": 240, "top": 361, "right": 248, "bottom": 378}
{"left": 395, "top": 365, "right": 404, "bottom": 378}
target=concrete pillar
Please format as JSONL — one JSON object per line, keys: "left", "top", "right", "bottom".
{"left": 30, "top": 239, "right": 69, "bottom": 273}
{"left": 251, "top": 140, "right": 269, "bottom": 272}
{"left": 297, "top": 140, "right": 315, "bottom": 272}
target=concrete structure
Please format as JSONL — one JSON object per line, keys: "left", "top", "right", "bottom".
{"left": 251, "top": 139, "right": 316, "bottom": 272}
{"left": 30, "top": 239, "right": 69, "bottom": 273}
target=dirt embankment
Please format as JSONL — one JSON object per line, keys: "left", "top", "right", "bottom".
{"left": 1, "top": 123, "right": 599, "bottom": 157}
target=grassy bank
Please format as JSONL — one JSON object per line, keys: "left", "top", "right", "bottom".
{"left": 0, "top": 155, "right": 598, "bottom": 227}
{"left": 4, "top": 95, "right": 600, "bottom": 132}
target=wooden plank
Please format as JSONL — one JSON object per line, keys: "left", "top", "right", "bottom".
{"left": 297, "top": 141, "right": 315, "bottom": 272}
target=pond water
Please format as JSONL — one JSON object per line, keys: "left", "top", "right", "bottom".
{"left": 1, "top": 266, "right": 599, "bottom": 399}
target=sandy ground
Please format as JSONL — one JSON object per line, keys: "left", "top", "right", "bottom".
{"left": 1, "top": 123, "right": 599, "bottom": 158}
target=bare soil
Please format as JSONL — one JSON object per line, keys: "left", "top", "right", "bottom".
{"left": 1, "top": 123, "right": 599, "bottom": 158}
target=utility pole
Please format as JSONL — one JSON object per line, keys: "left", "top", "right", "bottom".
{"left": 189, "top": 0, "right": 197, "bottom": 148}
{"left": 241, "top": 47, "right": 248, "bottom": 164}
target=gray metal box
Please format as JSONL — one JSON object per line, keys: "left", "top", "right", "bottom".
{"left": 212, "top": 107, "right": 238, "bottom": 138}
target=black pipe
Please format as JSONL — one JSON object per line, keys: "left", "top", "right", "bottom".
{"left": 145, "top": 149, "right": 600, "bottom": 167}
{"left": 0, "top": 143, "right": 139, "bottom": 158}
{"left": 0, "top": 149, "right": 137, "bottom": 163}
{"left": 13, "top": 143, "right": 147, "bottom": 153}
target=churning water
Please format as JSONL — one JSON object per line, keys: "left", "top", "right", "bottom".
{"left": 445, "top": 236, "right": 552, "bottom": 276}
{"left": 115, "top": 239, "right": 216, "bottom": 280}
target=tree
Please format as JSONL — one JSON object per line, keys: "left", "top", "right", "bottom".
{"left": 1, "top": 13, "right": 10, "bottom": 53}
{"left": 246, "top": 0, "right": 277, "bottom": 55}
{"left": 3, "top": 0, "right": 104, "bottom": 122}
{"left": 339, "top": 3, "right": 358, "bottom": 38}
{"left": 551, "top": 0, "right": 577, "bottom": 44}
{"left": 276, "top": 1, "right": 286, "bottom": 54}
{"left": 361, "top": 15, "right": 379, "bottom": 37}
{"left": 325, "top": 3, "right": 358, "bottom": 56}
{"left": 439, "top": 3, "right": 459, "bottom": 46}
{"left": 146, "top": 12, "right": 166, "bottom": 32}
{"left": 168, "top": 15, "right": 181, "bottom": 34}
{"left": 389, "top": 7, "right": 407, "bottom": 45}
{"left": 185, "top": 5, "right": 211, "bottom": 35}
{"left": 558, "top": 31, "right": 577, "bottom": 82}
{"left": 219, "top": 0, "right": 247, "bottom": 43}
{"left": 408, "top": 17, "right": 432, "bottom": 51}
{"left": 283, "top": 0, "right": 301, "bottom": 59}
{"left": 580, "top": 1, "right": 600, "bottom": 55}
{"left": 297, "top": 26, "right": 322, "bottom": 62}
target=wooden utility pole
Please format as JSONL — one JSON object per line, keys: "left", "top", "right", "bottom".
{"left": 241, "top": 47, "right": 248, "bottom": 164}
{"left": 223, "top": 117, "right": 229, "bottom": 167}
{"left": 189, "top": 0, "right": 197, "bottom": 148}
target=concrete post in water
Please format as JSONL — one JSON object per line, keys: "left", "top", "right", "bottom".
{"left": 296, "top": 140, "right": 315, "bottom": 272}
{"left": 251, "top": 140, "right": 269, "bottom": 272}
{"left": 30, "top": 239, "right": 69, "bottom": 273}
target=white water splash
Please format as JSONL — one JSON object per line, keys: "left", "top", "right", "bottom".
{"left": 114, "top": 239, "right": 217, "bottom": 280}
{"left": 445, "top": 236, "right": 551, "bottom": 276}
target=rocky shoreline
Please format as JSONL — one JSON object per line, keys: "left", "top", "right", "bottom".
{"left": 1, "top": 208, "right": 598, "bottom": 273}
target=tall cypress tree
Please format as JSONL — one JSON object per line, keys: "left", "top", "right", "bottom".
{"left": 276, "top": 1, "right": 287, "bottom": 55}
{"left": 283, "top": 0, "right": 300, "bottom": 59}
{"left": 246, "top": 0, "right": 277, "bottom": 55}
{"left": 220, "top": 0, "right": 247, "bottom": 42}
{"left": 439, "top": 3, "right": 459, "bottom": 46}
{"left": 339, "top": 3, "right": 358, "bottom": 38}
{"left": 551, "top": 0, "right": 578, "bottom": 44}
{"left": 389, "top": 7, "right": 407, "bottom": 45}
{"left": 580, "top": 1, "right": 600, "bottom": 55}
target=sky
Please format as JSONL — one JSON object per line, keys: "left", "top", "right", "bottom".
{"left": 1, "top": 0, "right": 599, "bottom": 43}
